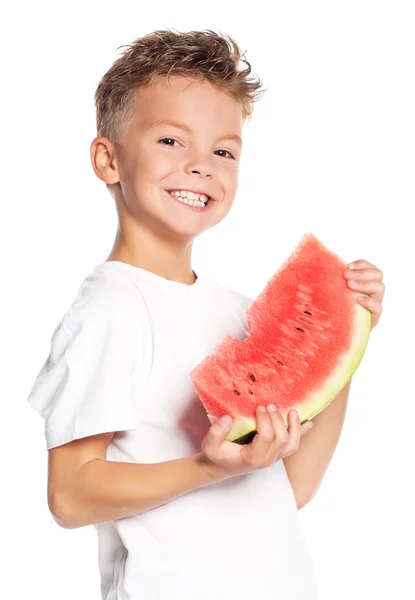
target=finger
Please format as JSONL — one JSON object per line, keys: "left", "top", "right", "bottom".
{"left": 244, "top": 405, "right": 275, "bottom": 463}
{"left": 357, "top": 295, "right": 383, "bottom": 314}
{"left": 344, "top": 267, "right": 383, "bottom": 281}
{"left": 204, "top": 415, "right": 233, "bottom": 449}
{"left": 286, "top": 411, "right": 312, "bottom": 453}
{"left": 300, "top": 419, "right": 314, "bottom": 434}
{"left": 285, "top": 410, "right": 313, "bottom": 441}
{"left": 268, "top": 404, "right": 292, "bottom": 440}
{"left": 347, "top": 279, "right": 385, "bottom": 294}
{"left": 260, "top": 406, "right": 293, "bottom": 464}
{"left": 207, "top": 413, "right": 219, "bottom": 425}
{"left": 347, "top": 260, "right": 377, "bottom": 270}
{"left": 271, "top": 408, "right": 312, "bottom": 436}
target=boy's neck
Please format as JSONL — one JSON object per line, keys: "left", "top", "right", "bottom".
{"left": 105, "top": 248, "right": 197, "bottom": 285}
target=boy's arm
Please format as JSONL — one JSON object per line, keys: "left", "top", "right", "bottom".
{"left": 49, "top": 378, "right": 350, "bottom": 527}
{"left": 48, "top": 432, "right": 219, "bottom": 529}
{"left": 283, "top": 379, "right": 351, "bottom": 509}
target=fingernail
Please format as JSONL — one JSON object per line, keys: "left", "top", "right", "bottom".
{"left": 348, "top": 263, "right": 356, "bottom": 269}
{"left": 268, "top": 404, "right": 277, "bottom": 411}
{"left": 259, "top": 406, "right": 267, "bottom": 412}
{"left": 220, "top": 416, "right": 232, "bottom": 427}
{"left": 291, "top": 410, "right": 299, "bottom": 419}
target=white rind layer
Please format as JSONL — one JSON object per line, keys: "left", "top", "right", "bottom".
{"left": 226, "top": 293, "right": 372, "bottom": 442}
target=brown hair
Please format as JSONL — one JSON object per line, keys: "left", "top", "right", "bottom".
{"left": 94, "top": 28, "right": 267, "bottom": 147}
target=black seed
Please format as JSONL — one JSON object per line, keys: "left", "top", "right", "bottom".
{"left": 296, "top": 327, "right": 304, "bottom": 332}
{"left": 248, "top": 390, "right": 253, "bottom": 395}
{"left": 277, "top": 360, "right": 285, "bottom": 366}
{"left": 233, "top": 389, "right": 240, "bottom": 395}
{"left": 249, "top": 373, "right": 256, "bottom": 381}
{"left": 304, "top": 310, "right": 312, "bottom": 315}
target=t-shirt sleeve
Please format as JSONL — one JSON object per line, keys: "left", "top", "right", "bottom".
{"left": 26, "top": 302, "right": 144, "bottom": 450}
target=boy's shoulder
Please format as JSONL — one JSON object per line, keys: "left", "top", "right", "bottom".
{"left": 61, "top": 263, "right": 148, "bottom": 328}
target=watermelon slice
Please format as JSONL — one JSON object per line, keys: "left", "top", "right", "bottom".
{"left": 190, "top": 232, "right": 371, "bottom": 444}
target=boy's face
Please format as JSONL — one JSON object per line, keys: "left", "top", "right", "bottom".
{"left": 110, "top": 75, "right": 243, "bottom": 240}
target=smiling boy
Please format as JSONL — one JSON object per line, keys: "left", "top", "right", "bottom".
{"left": 27, "top": 29, "right": 321, "bottom": 599}
{"left": 99, "top": 64, "right": 242, "bottom": 278}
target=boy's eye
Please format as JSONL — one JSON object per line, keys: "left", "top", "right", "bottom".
{"left": 159, "top": 138, "right": 180, "bottom": 147}
{"left": 215, "top": 149, "right": 235, "bottom": 159}
{"left": 159, "top": 138, "right": 235, "bottom": 159}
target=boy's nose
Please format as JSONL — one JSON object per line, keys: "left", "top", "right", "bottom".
{"left": 185, "top": 153, "right": 214, "bottom": 178}
{"left": 190, "top": 168, "right": 213, "bottom": 178}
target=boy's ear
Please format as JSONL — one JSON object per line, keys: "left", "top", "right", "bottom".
{"left": 90, "top": 136, "right": 120, "bottom": 185}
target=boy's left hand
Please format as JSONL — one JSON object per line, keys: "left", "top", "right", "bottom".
{"left": 343, "top": 260, "right": 385, "bottom": 331}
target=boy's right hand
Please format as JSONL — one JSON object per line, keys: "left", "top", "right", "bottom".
{"left": 200, "top": 404, "right": 314, "bottom": 481}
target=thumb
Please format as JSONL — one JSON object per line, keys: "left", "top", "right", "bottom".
{"left": 207, "top": 413, "right": 219, "bottom": 425}
{"left": 209, "top": 415, "right": 233, "bottom": 438}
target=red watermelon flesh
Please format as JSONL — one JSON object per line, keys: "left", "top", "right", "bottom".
{"left": 190, "top": 232, "right": 371, "bottom": 444}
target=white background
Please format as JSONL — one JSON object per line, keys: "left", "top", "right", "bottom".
{"left": 2, "top": 1, "right": 414, "bottom": 598}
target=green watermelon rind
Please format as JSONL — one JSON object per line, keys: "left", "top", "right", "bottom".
{"left": 225, "top": 295, "right": 372, "bottom": 444}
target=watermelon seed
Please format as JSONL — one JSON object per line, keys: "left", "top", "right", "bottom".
{"left": 248, "top": 391, "right": 253, "bottom": 395}
{"left": 233, "top": 389, "right": 240, "bottom": 395}
{"left": 250, "top": 373, "right": 256, "bottom": 381}
{"left": 304, "top": 310, "right": 312, "bottom": 315}
{"left": 277, "top": 360, "right": 285, "bottom": 366}
{"left": 296, "top": 328, "right": 305, "bottom": 332}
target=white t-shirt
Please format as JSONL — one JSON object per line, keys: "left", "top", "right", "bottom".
{"left": 27, "top": 261, "right": 319, "bottom": 600}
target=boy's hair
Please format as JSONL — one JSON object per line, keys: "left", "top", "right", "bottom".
{"left": 94, "top": 28, "right": 267, "bottom": 149}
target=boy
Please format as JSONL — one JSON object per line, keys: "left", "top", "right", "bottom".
{"left": 27, "top": 29, "right": 320, "bottom": 599}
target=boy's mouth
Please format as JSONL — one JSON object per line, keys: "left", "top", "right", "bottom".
{"left": 166, "top": 189, "right": 212, "bottom": 206}
{"left": 164, "top": 189, "right": 215, "bottom": 212}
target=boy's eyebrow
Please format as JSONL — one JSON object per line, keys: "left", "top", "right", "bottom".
{"left": 147, "top": 119, "right": 242, "bottom": 145}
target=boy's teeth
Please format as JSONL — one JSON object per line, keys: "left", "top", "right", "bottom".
{"left": 169, "top": 190, "right": 209, "bottom": 202}
{"left": 168, "top": 190, "right": 209, "bottom": 206}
